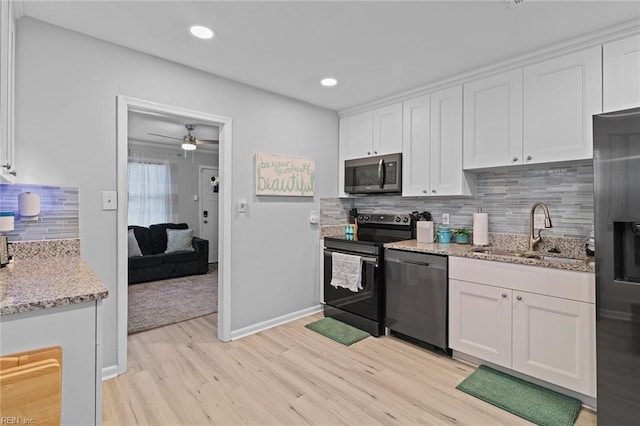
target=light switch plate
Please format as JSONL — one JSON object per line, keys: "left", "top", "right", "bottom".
{"left": 102, "top": 191, "right": 117, "bottom": 211}
{"left": 442, "top": 213, "right": 450, "bottom": 225}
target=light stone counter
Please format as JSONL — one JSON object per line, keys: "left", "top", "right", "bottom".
{"left": 0, "top": 255, "right": 109, "bottom": 316}
{"left": 384, "top": 240, "right": 595, "bottom": 273}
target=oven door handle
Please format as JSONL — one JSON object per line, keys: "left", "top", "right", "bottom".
{"left": 324, "top": 249, "right": 378, "bottom": 267}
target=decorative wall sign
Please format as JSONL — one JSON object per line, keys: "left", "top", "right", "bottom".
{"left": 255, "top": 153, "right": 315, "bottom": 196}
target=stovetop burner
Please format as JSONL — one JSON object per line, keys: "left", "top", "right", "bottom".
{"left": 325, "top": 213, "right": 414, "bottom": 246}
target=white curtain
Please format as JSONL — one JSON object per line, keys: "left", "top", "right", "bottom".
{"left": 128, "top": 145, "right": 178, "bottom": 226}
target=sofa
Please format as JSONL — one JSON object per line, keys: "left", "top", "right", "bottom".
{"left": 127, "top": 223, "right": 209, "bottom": 285}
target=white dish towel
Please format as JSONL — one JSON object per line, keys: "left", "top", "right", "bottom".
{"left": 330, "top": 252, "right": 363, "bottom": 292}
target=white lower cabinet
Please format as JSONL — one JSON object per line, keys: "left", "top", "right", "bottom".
{"left": 512, "top": 291, "right": 596, "bottom": 396}
{"left": 449, "top": 257, "right": 596, "bottom": 398}
{"left": 449, "top": 279, "right": 511, "bottom": 367}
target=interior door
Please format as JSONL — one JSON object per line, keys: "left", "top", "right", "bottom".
{"left": 199, "top": 167, "right": 219, "bottom": 263}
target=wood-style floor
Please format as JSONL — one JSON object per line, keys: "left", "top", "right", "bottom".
{"left": 103, "top": 313, "right": 597, "bottom": 425}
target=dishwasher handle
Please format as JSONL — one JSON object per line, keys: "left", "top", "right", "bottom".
{"left": 386, "top": 258, "right": 430, "bottom": 267}
{"left": 385, "top": 251, "right": 448, "bottom": 271}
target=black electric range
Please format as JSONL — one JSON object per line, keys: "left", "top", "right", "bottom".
{"left": 322, "top": 213, "right": 413, "bottom": 336}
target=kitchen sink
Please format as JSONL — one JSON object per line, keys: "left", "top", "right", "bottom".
{"left": 539, "top": 256, "right": 585, "bottom": 265}
{"left": 472, "top": 248, "right": 585, "bottom": 264}
{"left": 472, "top": 248, "right": 534, "bottom": 258}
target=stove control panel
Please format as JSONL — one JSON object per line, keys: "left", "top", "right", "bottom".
{"left": 357, "top": 213, "right": 412, "bottom": 225}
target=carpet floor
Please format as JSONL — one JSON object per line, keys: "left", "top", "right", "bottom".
{"left": 128, "top": 263, "right": 218, "bottom": 334}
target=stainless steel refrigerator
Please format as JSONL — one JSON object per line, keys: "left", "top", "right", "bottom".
{"left": 593, "top": 107, "right": 640, "bottom": 424}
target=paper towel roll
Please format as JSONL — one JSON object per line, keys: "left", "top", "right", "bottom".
{"left": 18, "top": 192, "right": 40, "bottom": 218}
{"left": 473, "top": 213, "right": 489, "bottom": 246}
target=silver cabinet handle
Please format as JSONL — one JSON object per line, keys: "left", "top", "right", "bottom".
{"left": 203, "top": 220, "right": 208, "bottom": 223}
{"left": 432, "top": 189, "right": 436, "bottom": 194}
{"left": 516, "top": 295, "right": 522, "bottom": 301}
{"left": 502, "top": 293, "right": 507, "bottom": 298}
{"left": 374, "top": 151, "right": 378, "bottom": 155}
{"left": 512, "top": 157, "right": 518, "bottom": 162}
{"left": 526, "top": 155, "right": 532, "bottom": 161}
{"left": 1, "top": 163, "right": 11, "bottom": 169}
{"left": 9, "top": 170, "right": 16, "bottom": 176}
{"left": 422, "top": 190, "right": 427, "bottom": 194}
{"left": 367, "top": 151, "right": 371, "bottom": 155}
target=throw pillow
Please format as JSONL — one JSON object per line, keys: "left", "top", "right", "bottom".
{"left": 165, "top": 228, "right": 195, "bottom": 253}
{"left": 128, "top": 229, "right": 143, "bottom": 257}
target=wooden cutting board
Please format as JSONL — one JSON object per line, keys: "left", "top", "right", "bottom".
{"left": 0, "top": 346, "right": 62, "bottom": 425}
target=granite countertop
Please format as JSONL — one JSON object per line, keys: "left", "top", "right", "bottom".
{"left": 0, "top": 256, "right": 109, "bottom": 316}
{"left": 384, "top": 240, "right": 595, "bottom": 273}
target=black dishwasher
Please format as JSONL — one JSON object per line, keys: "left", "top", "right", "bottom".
{"left": 384, "top": 249, "right": 449, "bottom": 352}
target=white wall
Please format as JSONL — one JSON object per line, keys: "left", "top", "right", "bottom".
{"left": 15, "top": 18, "right": 338, "bottom": 369}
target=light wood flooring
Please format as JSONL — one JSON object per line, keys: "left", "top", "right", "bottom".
{"left": 103, "top": 313, "right": 597, "bottom": 425}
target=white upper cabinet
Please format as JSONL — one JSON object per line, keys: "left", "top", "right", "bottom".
{"left": 402, "top": 94, "right": 431, "bottom": 196}
{"left": 463, "top": 69, "right": 523, "bottom": 169}
{"left": 402, "top": 86, "right": 474, "bottom": 197}
{"left": 373, "top": 103, "right": 403, "bottom": 156}
{"left": 344, "top": 103, "right": 402, "bottom": 160}
{"left": 430, "top": 85, "right": 473, "bottom": 196}
{"left": 523, "top": 46, "right": 602, "bottom": 164}
{"left": 603, "top": 34, "right": 640, "bottom": 112}
{"left": 0, "top": 0, "right": 16, "bottom": 182}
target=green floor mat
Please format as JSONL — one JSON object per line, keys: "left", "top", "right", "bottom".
{"left": 456, "top": 365, "right": 581, "bottom": 426}
{"left": 305, "top": 317, "right": 370, "bottom": 346}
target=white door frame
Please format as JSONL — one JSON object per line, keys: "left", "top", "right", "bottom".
{"left": 114, "top": 95, "right": 233, "bottom": 378}
{"left": 198, "top": 165, "right": 219, "bottom": 262}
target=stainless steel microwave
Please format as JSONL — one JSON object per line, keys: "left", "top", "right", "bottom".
{"left": 344, "top": 153, "right": 402, "bottom": 194}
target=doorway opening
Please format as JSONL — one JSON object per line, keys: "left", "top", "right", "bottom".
{"left": 114, "top": 96, "right": 232, "bottom": 378}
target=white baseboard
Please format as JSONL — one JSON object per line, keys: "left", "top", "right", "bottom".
{"left": 230, "top": 304, "right": 323, "bottom": 341}
{"left": 102, "top": 365, "right": 121, "bottom": 381}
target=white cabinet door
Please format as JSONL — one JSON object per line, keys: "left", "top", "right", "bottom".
{"left": 373, "top": 102, "right": 403, "bottom": 156}
{"left": 463, "top": 69, "right": 523, "bottom": 169}
{"left": 512, "top": 291, "right": 596, "bottom": 397}
{"left": 523, "top": 47, "right": 602, "bottom": 164}
{"left": 430, "top": 85, "right": 471, "bottom": 196}
{"left": 449, "top": 279, "right": 512, "bottom": 368}
{"left": 603, "top": 34, "right": 640, "bottom": 112}
{"left": 0, "top": 0, "right": 16, "bottom": 182}
{"left": 402, "top": 94, "right": 430, "bottom": 196}
{"left": 345, "top": 110, "right": 373, "bottom": 159}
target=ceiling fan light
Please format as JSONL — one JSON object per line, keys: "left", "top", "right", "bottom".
{"left": 181, "top": 142, "right": 197, "bottom": 151}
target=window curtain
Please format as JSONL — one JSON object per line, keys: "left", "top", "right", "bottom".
{"left": 128, "top": 145, "right": 178, "bottom": 226}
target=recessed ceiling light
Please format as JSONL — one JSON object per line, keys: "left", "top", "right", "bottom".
{"left": 190, "top": 25, "right": 215, "bottom": 40}
{"left": 321, "top": 78, "right": 338, "bottom": 87}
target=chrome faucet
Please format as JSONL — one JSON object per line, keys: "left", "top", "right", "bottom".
{"left": 529, "top": 202, "right": 552, "bottom": 251}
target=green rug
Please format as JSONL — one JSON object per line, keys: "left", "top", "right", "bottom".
{"left": 456, "top": 365, "right": 581, "bottom": 426}
{"left": 305, "top": 317, "right": 370, "bottom": 346}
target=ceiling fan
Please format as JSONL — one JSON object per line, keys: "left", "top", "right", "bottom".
{"left": 148, "top": 124, "right": 218, "bottom": 151}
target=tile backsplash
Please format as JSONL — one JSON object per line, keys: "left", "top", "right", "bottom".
{"left": 320, "top": 160, "right": 594, "bottom": 239}
{"left": 0, "top": 184, "right": 79, "bottom": 241}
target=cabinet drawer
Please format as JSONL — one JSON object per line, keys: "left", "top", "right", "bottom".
{"left": 449, "top": 257, "right": 594, "bottom": 303}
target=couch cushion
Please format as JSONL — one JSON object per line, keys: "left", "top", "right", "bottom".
{"left": 165, "top": 229, "right": 195, "bottom": 253}
{"left": 160, "top": 250, "right": 199, "bottom": 264}
{"left": 149, "top": 223, "right": 188, "bottom": 254}
{"left": 127, "top": 229, "right": 143, "bottom": 257}
{"left": 128, "top": 254, "right": 163, "bottom": 269}
{"left": 128, "top": 225, "right": 153, "bottom": 255}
